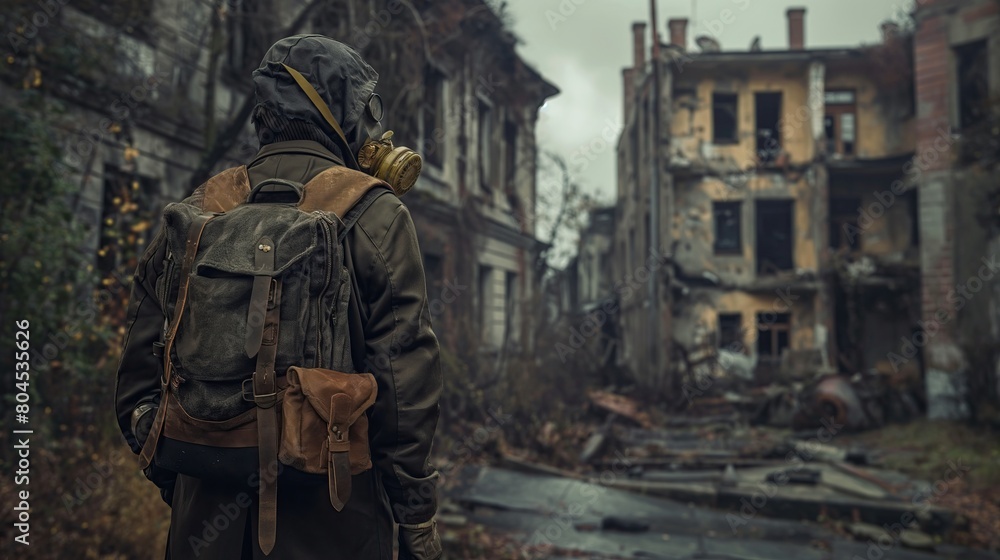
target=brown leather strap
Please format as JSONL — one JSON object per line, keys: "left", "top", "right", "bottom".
{"left": 139, "top": 212, "right": 216, "bottom": 470}
{"left": 298, "top": 166, "right": 390, "bottom": 218}
{"left": 250, "top": 238, "right": 281, "bottom": 555}
{"left": 281, "top": 64, "right": 360, "bottom": 169}
{"left": 202, "top": 166, "right": 251, "bottom": 213}
{"left": 245, "top": 236, "right": 275, "bottom": 358}
{"left": 327, "top": 392, "right": 353, "bottom": 510}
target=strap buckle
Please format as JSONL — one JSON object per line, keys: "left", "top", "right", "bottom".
{"left": 242, "top": 376, "right": 279, "bottom": 406}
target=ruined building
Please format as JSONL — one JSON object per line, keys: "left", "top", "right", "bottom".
{"left": 2, "top": 0, "right": 556, "bottom": 364}
{"left": 614, "top": 2, "right": 1000, "bottom": 417}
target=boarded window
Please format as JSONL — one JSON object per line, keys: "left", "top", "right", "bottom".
{"left": 755, "top": 92, "right": 782, "bottom": 163}
{"left": 718, "top": 313, "right": 743, "bottom": 352}
{"left": 713, "top": 201, "right": 742, "bottom": 254}
{"left": 712, "top": 93, "right": 738, "bottom": 143}
{"left": 755, "top": 200, "right": 794, "bottom": 274}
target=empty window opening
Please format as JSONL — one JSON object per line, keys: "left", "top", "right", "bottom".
{"left": 757, "top": 312, "right": 790, "bottom": 361}
{"left": 713, "top": 201, "right": 742, "bottom": 254}
{"left": 718, "top": 313, "right": 743, "bottom": 352}
{"left": 712, "top": 93, "right": 738, "bottom": 143}
{"left": 422, "top": 67, "right": 446, "bottom": 167}
{"left": 956, "top": 39, "right": 988, "bottom": 131}
{"left": 504, "top": 120, "right": 518, "bottom": 187}
{"left": 478, "top": 101, "right": 493, "bottom": 192}
{"left": 829, "top": 197, "right": 861, "bottom": 250}
{"left": 754, "top": 92, "right": 782, "bottom": 163}
{"left": 755, "top": 200, "right": 794, "bottom": 274}
{"left": 479, "top": 265, "right": 492, "bottom": 343}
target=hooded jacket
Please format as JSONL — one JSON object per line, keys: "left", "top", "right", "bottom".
{"left": 114, "top": 36, "right": 441, "bottom": 559}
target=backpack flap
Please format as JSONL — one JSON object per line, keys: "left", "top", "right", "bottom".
{"left": 163, "top": 202, "right": 319, "bottom": 388}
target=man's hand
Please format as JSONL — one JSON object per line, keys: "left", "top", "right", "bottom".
{"left": 131, "top": 402, "right": 157, "bottom": 445}
{"left": 398, "top": 519, "right": 442, "bottom": 560}
{"left": 132, "top": 403, "right": 176, "bottom": 505}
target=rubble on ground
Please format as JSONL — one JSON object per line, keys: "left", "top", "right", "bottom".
{"left": 438, "top": 387, "right": 998, "bottom": 559}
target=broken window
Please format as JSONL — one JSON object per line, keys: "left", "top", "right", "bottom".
{"left": 754, "top": 92, "right": 782, "bottom": 163}
{"left": 755, "top": 200, "right": 794, "bottom": 274}
{"left": 824, "top": 90, "right": 857, "bottom": 157}
{"left": 956, "top": 39, "right": 989, "bottom": 131}
{"left": 757, "top": 312, "right": 790, "bottom": 362}
{"left": 829, "top": 197, "right": 861, "bottom": 251}
{"left": 718, "top": 313, "right": 743, "bottom": 352}
{"left": 422, "top": 67, "right": 446, "bottom": 168}
{"left": 713, "top": 201, "right": 742, "bottom": 254}
{"left": 712, "top": 93, "right": 738, "bottom": 144}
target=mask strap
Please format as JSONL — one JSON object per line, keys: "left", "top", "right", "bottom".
{"left": 281, "top": 63, "right": 360, "bottom": 168}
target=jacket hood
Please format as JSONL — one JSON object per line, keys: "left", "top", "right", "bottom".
{"left": 252, "top": 35, "right": 378, "bottom": 141}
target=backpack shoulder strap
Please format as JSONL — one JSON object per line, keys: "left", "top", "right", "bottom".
{"left": 199, "top": 166, "right": 251, "bottom": 212}
{"left": 299, "top": 166, "right": 392, "bottom": 219}
{"left": 337, "top": 187, "right": 392, "bottom": 243}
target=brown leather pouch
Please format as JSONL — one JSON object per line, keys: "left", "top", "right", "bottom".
{"left": 279, "top": 366, "right": 377, "bottom": 510}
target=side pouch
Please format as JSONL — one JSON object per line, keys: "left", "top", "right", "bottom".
{"left": 279, "top": 366, "right": 377, "bottom": 511}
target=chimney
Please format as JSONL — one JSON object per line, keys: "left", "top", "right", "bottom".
{"left": 623, "top": 68, "right": 636, "bottom": 120}
{"left": 632, "top": 22, "right": 647, "bottom": 70}
{"left": 787, "top": 7, "right": 805, "bottom": 50}
{"left": 880, "top": 21, "right": 900, "bottom": 43}
{"left": 668, "top": 18, "right": 688, "bottom": 50}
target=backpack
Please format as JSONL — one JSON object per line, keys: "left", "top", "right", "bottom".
{"left": 136, "top": 165, "right": 391, "bottom": 554}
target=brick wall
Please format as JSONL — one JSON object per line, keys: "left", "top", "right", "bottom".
{"left": 915, "top": 6, "right": 957, "bottom": 356}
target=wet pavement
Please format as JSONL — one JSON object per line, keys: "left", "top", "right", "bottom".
{"left": 444, "top": 465, "right": 1000, "bottom": 560}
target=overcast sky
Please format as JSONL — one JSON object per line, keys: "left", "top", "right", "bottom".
{"left": 505, "top": 0, "right": 912, "bottom": 205}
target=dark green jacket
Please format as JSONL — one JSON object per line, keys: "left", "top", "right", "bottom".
{"left": 114, "top": 140, "right": 442, "bottom": 559}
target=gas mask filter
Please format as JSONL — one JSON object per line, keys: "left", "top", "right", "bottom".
{"left": 281, "top": 63, "right": 422, "bottom": 196}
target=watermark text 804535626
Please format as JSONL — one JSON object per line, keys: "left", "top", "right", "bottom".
{"left": 12, "top": 319, "right": 33, "bottom": 547}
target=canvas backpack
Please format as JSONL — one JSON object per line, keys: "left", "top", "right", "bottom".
{"left": 136, "top": 165, "right": 391, "bottom": 554}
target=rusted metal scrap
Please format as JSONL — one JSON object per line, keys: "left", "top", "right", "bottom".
{"left": 588, "top": 390, "right": 653, "bottom": 428}
{"left": 793, "top": 375, "right": 872, "bottom": 430}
